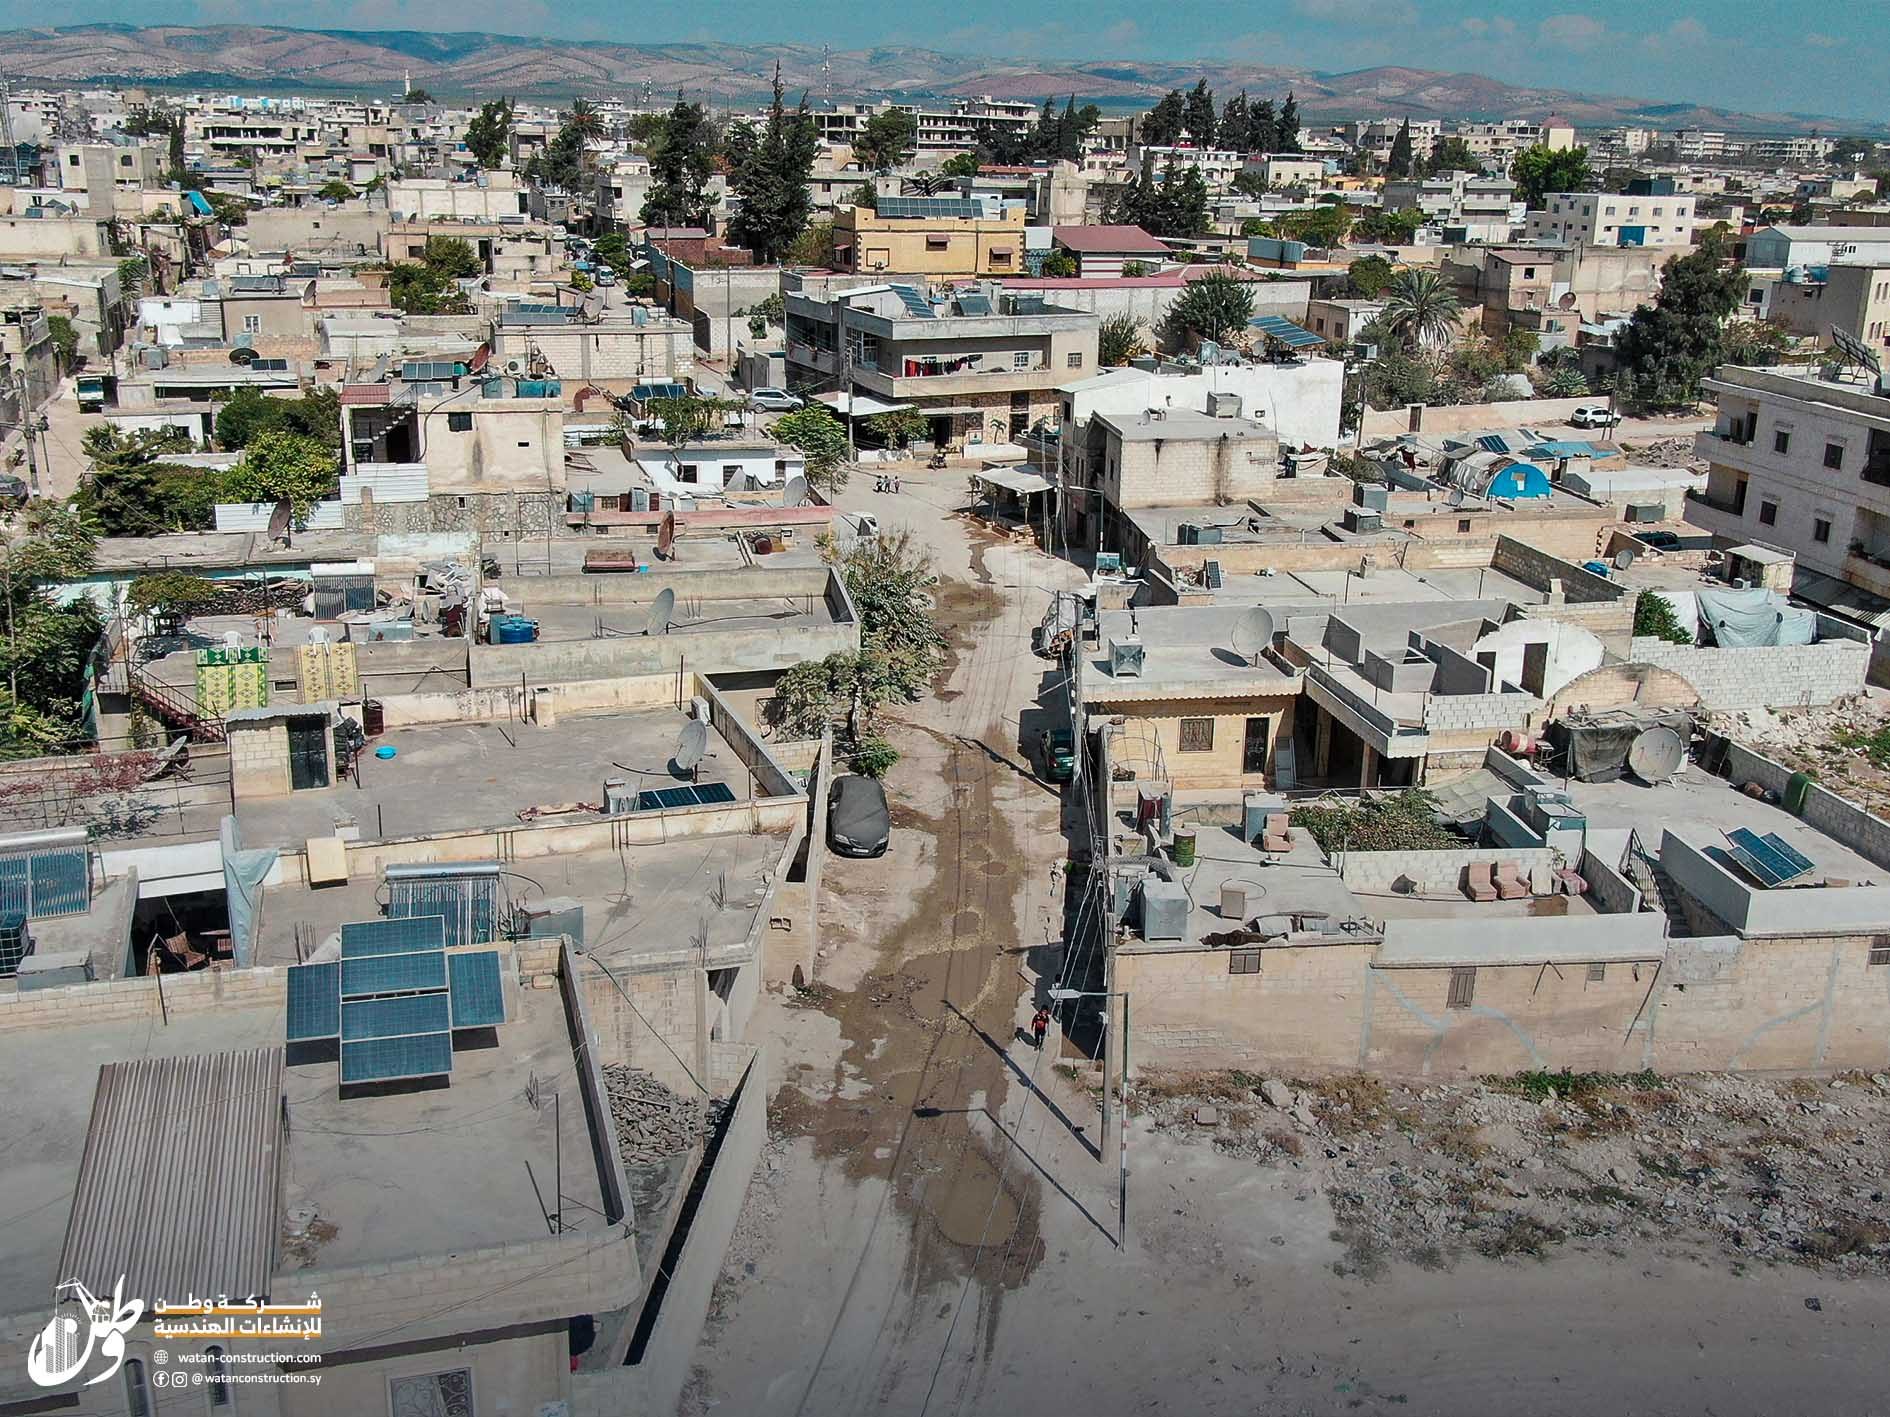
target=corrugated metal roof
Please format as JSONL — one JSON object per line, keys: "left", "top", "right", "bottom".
{"left": 59, "top": 1048, "right": 284, "bottom": 1302}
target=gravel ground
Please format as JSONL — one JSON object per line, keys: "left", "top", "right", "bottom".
{"left": 1138, "top": 1067, "right": 1890, "bottom": 1280}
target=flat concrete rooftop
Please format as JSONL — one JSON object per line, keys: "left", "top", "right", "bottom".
{"left": 520, "top": 594, "right": 839, "bottom": 643}
{"left": 233, "top": 708, "right": 754, "bottom": 851}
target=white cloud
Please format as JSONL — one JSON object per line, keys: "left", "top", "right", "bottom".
{"left": 1538, "top": 13, "right": 1610, "bottom": 51}
{"left": 1643, "top": 16, "right": 1709, "bottom": 50}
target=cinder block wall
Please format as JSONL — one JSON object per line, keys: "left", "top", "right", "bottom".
{"left": 1628, "top": 638, "right": 1869, "bottom": 711}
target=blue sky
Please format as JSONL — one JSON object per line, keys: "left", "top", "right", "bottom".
{"left": 5, "top": 1, "right": 1884, "bottom": 121}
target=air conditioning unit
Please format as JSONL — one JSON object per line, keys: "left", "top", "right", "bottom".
{"left": 1138, "top": 879, "right": 1189, "bottom": 941}
{"left": 1353, "top": 482, "right": 1389, "bottom": 512}
{"left": 1110, "top": 637, "right": 1145, "bottom": 677}
{"left": 1342, "top": 507, "right": 1382, "bottom": 533}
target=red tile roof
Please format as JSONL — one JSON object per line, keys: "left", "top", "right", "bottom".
{"left": 1050, "top": 224, "right": 1169, "bottom": 253}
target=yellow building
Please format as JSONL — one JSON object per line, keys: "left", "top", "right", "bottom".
{"left": 833, "top": 196, "right": 1028, "bottom": 279}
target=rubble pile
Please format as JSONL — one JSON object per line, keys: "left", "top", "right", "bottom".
{"left": 1140, "top": 1068, "right": 1890, "bottom": 1275}
{"left": 1622, "top": 436, "right": 1707, "bottom": 473}
{"left": 602, "top": 1064, "right": 722, "bottom": 1165}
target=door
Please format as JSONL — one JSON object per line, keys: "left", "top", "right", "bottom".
{"left": 1243, "top": 717, "right": 1271, "bottom": 776}
{"left": 287, "top": 715, "right": 331, "bottom": 791}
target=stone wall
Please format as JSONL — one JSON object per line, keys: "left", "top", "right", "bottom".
{"left": 1544, "top": 662, "right": 1700, "bottom": 719}
{"left": 1720, "top": 737, "right": 1890, "bottom": 872}
{"left": 1338, "top": 846, "right": 1557, "bottom": 895}
{"left": 1626, "top": 637, "right": 1869, "bottom": 711}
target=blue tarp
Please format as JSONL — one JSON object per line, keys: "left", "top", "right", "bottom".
{"left": 184, "top": 190, "right": 214, "bottom": 217}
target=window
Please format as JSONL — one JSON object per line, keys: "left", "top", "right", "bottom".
{"left": 388, "top": 1368, "right": 474, "bottom": 1417}
{"left": 125, "top": 1360, "right": 151, "bottom": 1417}
{"left": 677, "top": 464, "right": 699, "bottom": 484}
{"left": 1457, "top": 518, "right": 1472, "bottom": 532}
{"left": 241, "top": 314, "right": 261, "bottom": 334}
{"left": 68, "top": 153, "right": 79, "bottom": 166}
{"left": 516, "top": 440, "right": 530, "bottom": 449}
{"left": 1870, "top": 937, "right": 1890, "bottom": 967}
{"left": 1229, "top": 948, "right": 1262, "bottom": 975}
{"left": 1586, "top": 962, "right": 1607, "bottom": 984}
{"left": 925, "top": 234, "right": 949, "bottom": 250}
{"left": 1825, "top": 441, "right": 1845, "bottom": 470}
{"left": 1067, "top": 351, "right": 1084, "bottom": 368}
{"left": 119, "top": 153, "right": 133, "bottom": 167}
{"left": 446, "top": 411, "right": 472, "bottom": 432}
{"left": 1013, "top": 351, "right": 1031, "bottom": 369}
{"left": 1178, "top": 717, "right": 1214, "bottom": 752}
{"left": 1522, "top": 267, "right": 1535, "bottom": 279}
{"left": 721, "top": 464, "right": 741, "bottom": 481}
{"left": 207, "top": 1346, "right": 232, "bottom": 1408}
{"left": 1446, "top": 967, "right": 1476, "bottom": 1010}
{"left": 1815, "top": 517, "right": 1832, "bottom": 543}
{"left": 1759, "top": 499, "right": 1778, "bottom": 526}
{"left": 1774, "top": 428, "right": 1791, "bottom": 454}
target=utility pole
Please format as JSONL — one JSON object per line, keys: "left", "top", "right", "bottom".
{"left": 6, "top": 369, "right": 43, "bottom": 496}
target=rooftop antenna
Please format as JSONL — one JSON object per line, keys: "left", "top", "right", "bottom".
{"left": 0, "top": 76, "right": 16, "bottom": 189}
{"left": 1231, "top": 606, "right": 1275, "bottom": 666}
{"left": 823, "top": 46, "right": 833, "bottom": 111}
{"left": 673, "top": 719, "right": 709, "bottom": 782}
{"left": 644, "top": 586, "right": 676, "bottom": 637}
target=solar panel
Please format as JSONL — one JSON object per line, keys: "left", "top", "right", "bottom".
{"left": 1726, "top": 828, "right": 1815, "bottom": 887}
{"left": 448, "top": 950, "right": 505, "bottom": 1028}
{"left": 249, "top": 357, "right": 290, "bottom": 372}
{"left": 1475, "top": 433, "right": 1512, "bottom": 454}
{"left": 1203, "top": 560, "right": 1224, "bottom": 590}
{"left": 693, "top": 781, "right": 737, "bottom": 805}
{"left": 285, "top": 961, "right": 341, "bottom": 1041}
{"left": 342, "top": 991, "right": 452, "bottom": 1041}
{"left": 1250, "top": 315, "right": 1324, "bottom": 349}
{"left": 954, "top": 293, "right": 993, "bottom": 316}
{"left": 633, "top": 782, "right": 740, "bottom": 811}
{"left": 340, "top": 949, "right": 448, "bottom": 999}
{"left": 387, "top": 875, "right": 502, "bottom": 948}
{"left": 892, "top": 286, "right": 935, "bottom": 318}
{"left": 340, "top": 1032, "right": 452, "bottom": 1085}
{"left": 340, "top": 915, "right": 447, "bottom": 958}
{"left": 876, "top": 195, "right": 983, "bottom": 220}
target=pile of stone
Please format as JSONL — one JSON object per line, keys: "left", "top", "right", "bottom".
{"left": 602, "top": 1064, "right": 720, "bottom": 1165}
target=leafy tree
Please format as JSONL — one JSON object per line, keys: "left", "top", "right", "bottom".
{"left": 221, "top": 431, "right": 338, "bottom": 521}
{"left": 215, "top": 387, "right": 341, "bottom": 452}
{"left": 316, "top": 179, "right": 354, "bottom": 201}
{"left": 386, "top": 236, "right": 480, "bottom": 314}
{"left": 648, "top": 395, "right": 734, "bottom": 450}
{"left": 939, "top": 153, "right": 981, "bottom": 179}
{"left": 464, "top": 98, "right": 515, "bottom": 170}
{"left": 403, "top": 87, "right": 435, "bottom": 105}
{"left": 1247, "top": 98, "right": 1278, "bottom": 154}
{"left": 1610, "top": 233, "right": 1748, "bottom": 412}
{"left": 1165, "top": 271, "right": 1255, "bottom": 345}
{"left": 126, "top": 571, "right": 219, "bottom": 620}
{"left": 863, "top": 408, "right": 927, "bottom": 449}
{"left": 1221, "top": 93, "right": 1249, "bottom": 152}
{"left": 1099, "top": 311, "right": 1144, "bottom": 366}
{"left": 851, "top": 736, "right": 899, "bottom": 777}
{"left": 1141, "top": 90, "right": 1186, "bottom": 147}
{"left": 1387, "top": 119, "right": 1414, "bottom": 179}
{"left": 1541, "top": 363, "right": 1589, "bottom": 398}
{"left": 1426, "top": 136, "right": 1477, "bottom": 174}
{"left": 1122, "top": 260, "right": 1154, "bottom": 278}
{"left": 846, "top": 181, "right": 877, "bottom": 210}
{"left": 641, "top": 93, "right": 715, "bottom": 229}
{"left": 1634, "top": 591, "right": 1693, "bottom": 645}
{"left": 421, "top": 236, "right": 481, "bottom": 280}
{"left": 787, "top": 219, "right": 838, "bottom": 268}
{"left": 1361, "top": 344, "right": 1440, "bottom": 406}
{"left": 1183, "top": 80, "right": 1217, "bottom": 148}
{"left": 528, "top": 120, "right": 586, "bottom": 190}
{"left": 853, "top": 107, "right": 915, "bottom": 172}
{"left": 77, "top": 427, "right": 218, "bottom": 535}
{"left": 726, "top": 66, "right": 821, "bottom": 262}
{"left": 1501, "top": 328, "right": 1541, "bottom": 370}
{"left": 1340, "top": 254, "right": 1394, "bottom": 298}
{"left": 1352, "top": 207, "right": 1424, "bottom": 245}
{"left": 45, "top": 315, "right": 78, "bottom": 370}
{"left": 747, "top": 292, "right": 785, "bottom": 326}
{"left": 0, "top": 502, "right": 103, "bottom": 753}
{"left": 1720, "top": 320, "right": 1792, "bottom": 367}
{"left": 1229, "top": 169, "right": 1269, "bottom": 198}
{"left": 1275, "top": 93, "right": 1302, "bottom": 153}
{"left": 1511, "top": 143, "right": 1596, "bottom": 208}
{"left": 774, "top": 406, "right": 850, "bottom": 493}
{"left": 1040, "top": 250, "right": 1078, "bottom": 278}
{"left": 767, "top": 649, "right": 905, "bottom": 743}
{"left": 1266, "top": 203, "right": 1351, "bottom": 248}
{"left": 1378, "top": 268, "right": 1463, "bottom": 349}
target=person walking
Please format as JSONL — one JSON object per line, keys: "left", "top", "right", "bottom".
{"left": 1031, "top": 1006, "right": 1051, "bottom": 1051}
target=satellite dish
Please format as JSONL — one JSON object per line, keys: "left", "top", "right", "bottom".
{"left": 1614, "top": 548, "right": 1636, "bottom": 570}
{"left": 1231, "top": 606, "right": 1275, "bottom": 665}
{"left": 1626, "top": 725, "right": 1685, "bottom": 784}
{"left": 656, "top": 510, "right": 677, "bottom": 559}
{"left": 783, "top": 474, "right": 809, "bottom": 507}
{"left": 645, "top": 586, "right": 676, "bottom": 636}
{"left": 673, "top": 719, "right": 709, "bottom": 774}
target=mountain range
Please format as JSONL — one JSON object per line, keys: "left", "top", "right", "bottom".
{"left": 0, "top": 24, "right": 1867, "bottom": 135}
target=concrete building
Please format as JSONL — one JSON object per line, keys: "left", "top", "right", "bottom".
{"left": 812, "top": 97, "right": 1036, "bottom": 156}
{"left": 1766, "top": 263, "right": 1890, "bottom": 349}
{"left": 388, "top": 170, "right": 532, "bottom": 222}
{"left": 1049, "top": 224, "right": 1169, "bottom": 278}
{"left": 1524, "top": 190, "right": 1697, "bottom": 248}
{"left": 832, "top": 195, "right": 1028, "bottom": 279}
{"left": 1128, "top": 146, "right": 1245, "bottom": 188}
{"left": 490, "top": 299, "right": 695, "bottom": 386}
{"left": 1748, "top": 225, "right": 1890, "bottom": 272}
{"left": 1243, "top": 154, "right": 1328, "bottom": 190}
{"left": 784, "top": 281, "right": 1098, "bottom": 447}
{"left": 1305, "top": 297, "right": 1387, "bottom": 345}
{"left": 1381, "top": 171, "right": 1522, "bottom": 240}
{"left": 1093, "top": 407, "right": 1281, "bottom": 512}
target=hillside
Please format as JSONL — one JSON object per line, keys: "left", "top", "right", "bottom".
{"left": 0, "top": 24, "right": 1867, "bottom": 134}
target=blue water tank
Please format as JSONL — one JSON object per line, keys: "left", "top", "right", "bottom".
{"left": 492, "top": 615, "right": 538, "bottom": 644}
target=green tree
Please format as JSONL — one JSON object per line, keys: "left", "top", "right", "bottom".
{"left": 939, "top": 152, "right": 981, "bottom": 179}
{"left": 1099, "top": 311, "right": 1144, "bottom": 366}
{"left": 641, "top": 93, "right": 715, "bottom": 229}
{"left": 1342, "top": 254, "right": 1395, "bottom": 298}
{"left": 1229, "top": 169, "right": 1269, "bottom": 198}
{"left": 1141, "top": 90, "right": 1186, "bottom": 146}
{"left": 1378, "top": 268, "right": 1463, "bottom": 349}
{"left": 464, "top": 98, "right": 515, "bottom": 170}
{"left": 864, "top": 408, "right": 927, "bottom": 449}
{"left": 215, "top": 386, "right": 342, "bottom": 451}
{"left": 1247, "top": 98, "right": 1278, "bottom": 154}
{"left": 1352, "top": 207, "right": 1424, "bottom": 245}
{"left": 1610, "top": 232, "right": 1748, "bottom": 412}
{"left": 1501, "top": 327, "right": 1541, "bottom": 370}
{"left": 1541, "top": 363, "right": 1589, "bottom": 398}
{"left": 221, "top": 431, "right": 338, "bottom": 521}
{"left": 726, "top": 65, "right": 821, "bottom": 262}
{"left": 565, "top": 98, "right": 604, "bottom": 141}
{"left": 1221, "top": 93, "right": 1249, "bottom": 151}
{"left": 773, "top": 406, "right": 850, "bottom": 493}
{"left": 853, "top": 108, "right": 916, "bottom": 173}
{"left": 1426, "top": 136, "right": 1477, "bottom": 174}
{"left": 1634, "top": 591, "right": 1693, "bottom": 645}
{"left": 787, "top": 219, "right": 838, "bottom": 268}
{"left": 316, "top": 179, "right": 354, "bottom": 201}
{"left": 1183, "top": 80, "right": 1217, "bottom": 148}
{"left": 0, "top": 502, "right": 103, "bottom": 754}
{"left": 77, "top": 426, "right": 215, "bottom": 535}
{"left": 1387, "top": 119, "right": 1414, "bottom": 179}
{"left": 403, "top": 87, "right": 435, "bottom": 105}
{"left": 648, "top": 395, "right": 733, "bottom": 450}
{"left": 1165, "top": 270, "right": 1255, "bottom": 345}
{"left": 1040, "top": 250, "right": 1078, "bottom": 278}
{"left": 45, "top": 315, "right": 78, "bottom": 370}
{"left": 1511, "top": 143, "right": 1596, "bottom": 208}
{"left": 386, "top": 237, "right": 481, "bottom": 314}
{"left": 126, "top": 570, "right": 219, "bottom": 620}
{"left": 1274, "top": 203, "right": 1351, "bottom": 247}
{"left": 1275, "top": 93, "right": 1301, "bottom": 153}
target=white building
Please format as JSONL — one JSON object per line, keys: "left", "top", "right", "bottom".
{"left": 1129, "top": 146, "right": 1245, "bottom": 188}
{"left": 1524, "top": 190, "right": 1696, "bottom": 249}
{"left": 634, "top": 442, "right": 806, "bottom": 497}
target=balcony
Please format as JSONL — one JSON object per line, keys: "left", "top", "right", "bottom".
{"left": 1681, "top": 486, "right": 1746, "bottom": 539}
{"left": 855, "top": 363, "right": 1070, "bottom": 400}
{"left": 1846, "top": 547, "right": 1890, "bottom": 601}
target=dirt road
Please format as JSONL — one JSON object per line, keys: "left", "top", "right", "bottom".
{"left": 684, "top": 469, "right": 1890, "bottom": 1417}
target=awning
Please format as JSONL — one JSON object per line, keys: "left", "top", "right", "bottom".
{"left": 975, "top": 466, "right": 1054, "bottom": 496}
{"left": 813, "top": 391, "right": 913, "bottom": 417}
{"left": 1250, "top": 314, "right": 1325, "bottom": 348}
{"left": 1793, "top": 566, "right": 1890, "bottom": 630}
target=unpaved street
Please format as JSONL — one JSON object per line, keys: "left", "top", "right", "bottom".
{"left": 684, "top": 469, "right": 1890, "bottom": 1417}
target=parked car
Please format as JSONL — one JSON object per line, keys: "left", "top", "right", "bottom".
{"left": 594, "top": 269, "right": 617, "bottom": 288}
{"left": 1569, "top": 404, "right": 1620, "bottom": 429}
{"left": 749, "top": 387, "right": 804, "bottom": 412}
{"left": 827, "top": 774, "right": 890, "bottom": 858}
{"left": 1634, "top": 529, "right": 1683, "bottom": 551}
{"left": 1040, "top": 728, "right": 1076, "bottom": 784}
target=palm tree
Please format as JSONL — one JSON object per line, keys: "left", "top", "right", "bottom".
{"left": 1378, "top": 268, "right": 1463, "bottom": 350}
{"left": 566, "top": 98, "right": 604, "bottom": 140}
